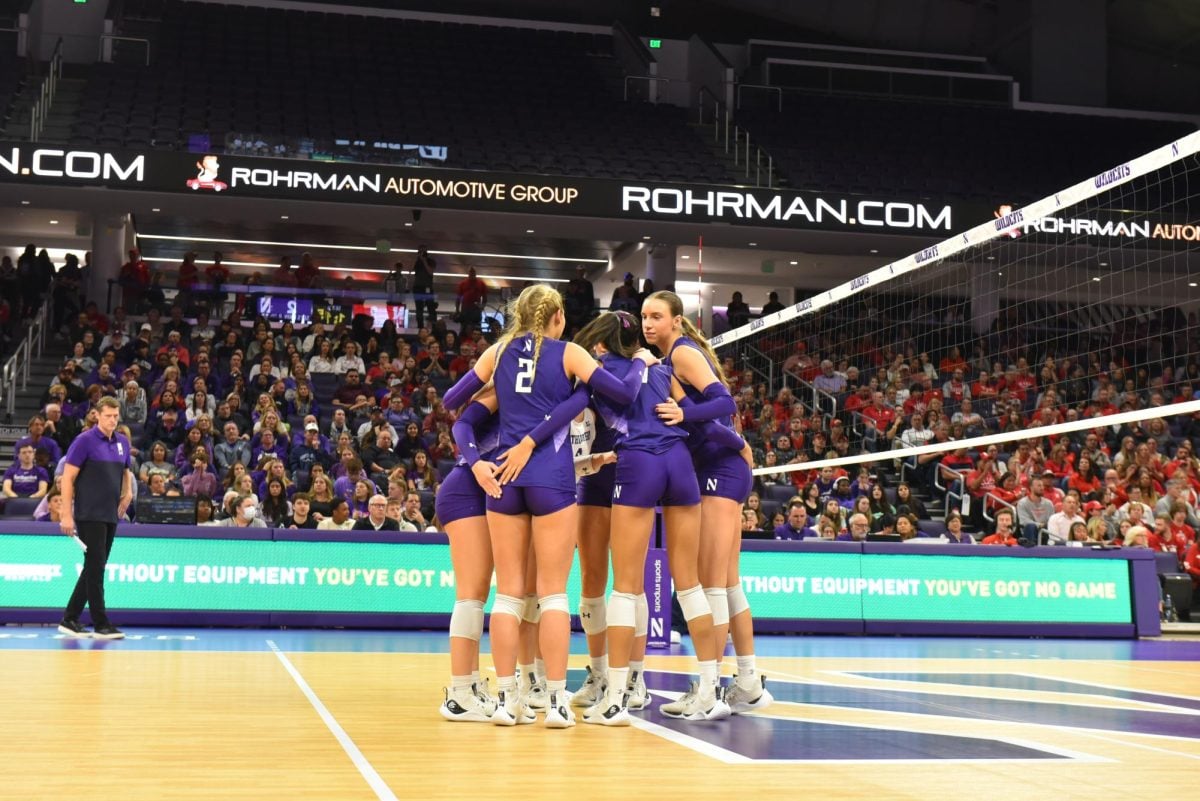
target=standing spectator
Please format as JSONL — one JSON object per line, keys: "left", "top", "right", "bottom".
{"left": 118, "top": 248, "right": 150, "bottom": 313}
{"left": 411, "top": 247, "right": 437, "bottom": 329}
{"left": 296, "top": 252, "right": 320, "bottom": 289}
{"left": 761, "top": 291, "right": 785, "bottom": 317}
{"left": 608, "top": 273, "right": 640, "bottom": 313}
{"left": 564, "top": 266, "right": 596, "bottom": 331}
{"left": 455, "top": 267, "right": 487, "bottom": 332}
{"left": 205, "top": 251, "right": 229, "bottom": 312}
{"left": 726, "top": 291, "right": 751, "bottom": 329}
{"left": 57, "top": 397, "right": 133, "bottom": 639}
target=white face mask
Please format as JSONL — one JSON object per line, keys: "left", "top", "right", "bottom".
{"left": 240, "top": 505, "right": 256, "bottom": 520}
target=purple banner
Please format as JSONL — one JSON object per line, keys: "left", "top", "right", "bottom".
{"left": 644, "top": 547, "right": 671, "bottom": 649}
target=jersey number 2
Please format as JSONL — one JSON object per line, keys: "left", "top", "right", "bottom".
{"left": 515, "top": 358, "right": 534, "bottom": 393}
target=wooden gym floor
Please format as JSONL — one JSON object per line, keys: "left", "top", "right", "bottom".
{"left": 2, "top": 629, "right": 1199, "bottom": 800}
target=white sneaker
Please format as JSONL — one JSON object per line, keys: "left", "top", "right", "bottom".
{"left": 474, "top": 680, "right": 499, "bottom": 717}
{"left": 664, "top": 683, "right": 730, "bottom": 721}
{"left": 440, "top": 685, "right": 493, "bottom": 723}
{"left": 659, "top": 681, "right": 698, "bottom": 718}
{"left": 572, "top": 666, "right": 607, "bottom": 707}
{"left": 523, "top": 679, "right": 549, "bottom": 711}
{"left": 625, "top": 671, "right": 648, "bottom": 710}
{"left": 582, "top": 693, "right": 631, "bottom": 727}
{"left": 491, "top": 689, "right": 535, "bottom": 726}
{"left": 726, "top": 675, "right": 774, "bottom": 714}
{"left": 544, "top": 690, "right": 576, "bottom": 728}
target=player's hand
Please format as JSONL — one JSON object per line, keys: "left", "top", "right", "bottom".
{"left": 591, "top": 452, "right": 617, "bottom": 471}
{"left": 117, "top": 495, "right": 133, "bottom": 520}
{"left": 740, "top": 443, "right": 755, "bottom": 470}
{"left": 633, "top": 348, "right": 659, "bottom": 366}
{"left": 495, "top": 437, "right": 535, "bottom": 485}
{"left": 471, "top": 460, "right": 503, "bottom": 498}
{"left": 656, "top": 398, "right": 684, "bottom": 426}
{"left": 60, "top": 514, "right": 75, "bottom": 536}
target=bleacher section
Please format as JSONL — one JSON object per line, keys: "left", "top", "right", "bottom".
{"left": 73, "top": 1, "right": 731, "bottom": 183}
{"left": 736, "top": 94, "right": 1194, "bottom": 203}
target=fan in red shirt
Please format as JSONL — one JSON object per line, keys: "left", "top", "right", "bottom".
{"left": 1184, "top": 540, "right": 1200, "bottom": 587}
{"left": 861, "top": 391, "right": 896, "bottom": 434}
{"left": 970, "top": 370, "right": 998, "bottom": 401}
{"left": 844, "top": 384, "right": 873, "bottom": 416}
{"left": 177, "top": 252, "right": 199, "bottom": 295}
{"left": 1067, "top": 456, "right": 1103, "bottom": 500}
{"left": 1167, "top": 507, "right": 1196, "bottom": 560}
{"left": 981, "top": 508, "right": 1020, "bottom": 546}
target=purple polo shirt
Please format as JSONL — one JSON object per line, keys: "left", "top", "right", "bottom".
{"left": 64, "top": 426, "right": 131, "bottom": 523}
{"left": 3, "top": 463, "right": 48, "bottom": 497}
{"left": 774, "top": 523, "right": 817, "bottom": 541}
{"left": 15, "top": 435, "right": 61, "bottom": 464}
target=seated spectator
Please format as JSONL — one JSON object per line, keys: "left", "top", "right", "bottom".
{"left": 407, "top": 451, "right": 440, "bottom": 493}
{"left": 895, "top": 513, "right": 921, "bottom": 540}
{"left": 144, "top": 472, "right": 180, "bottom": 499}
{"left": 1046, "top": 494, "right": 1085, "bottom": 544}
{"left": 835, "top": 513, "right": 872, "bottom": 542}
{"left": 215, "top": 422, "right": 252, "bottom": 472}
{"left": 981, "top": 508, "right": 1020, "bottom": 546}
{"left": 1064, "top": 520, "right": 1090, "bottom": 545}
{"left": 283, "top": 493, "right": 318, "bottom": 529}
{"left": 35, "top": 488, "right": 64, "bottom": 523}
{"left": 147, "top": 408, "right": 185, "bottom": 451}
{"left": 400, "top": 490, "right": 430, "bottom": 531}
{"left": 220, "top": 494, "right": 268, "bottom": 528}
{"left": 174, "top": 427, "right": 212, "bottom": 473}
{"left": 4, "top": 444, "right": 48, "bottom": 498}
{"left": 118, "top": 380, "right": 147, "bottom": 425}
{"left": 308, "top": 475, "right": 337, "bottom": 520}
{"left": 894, "top": 482, "right": 927, "bottom": 520}
{"left": 742, "top": 507, "right": 762, "bottom": 534}
{"left": 15, "top": 415, "right": 62, "bottom": 464}
{"left": 352, "top": 494, "right": 401, "bottom": 531}
{"left": 944, "top": 511, "right": 973, "bottom": 544}
{"left": 1085, "top": 514, "right": 1110, "bottom": 543}
{"left": 774, "top": 501, "right": 816, "bottom": 540}
{"left": 139, "top": 441, "right": 178, "bottom": 484}
{"left": 259, "top": 478, "right": 292, "bottom": 526}
{"left": 1016, "top": 477, "right": 1056, "bottom": 540}
{"left": 195, "top": 497, "right": 219, "bottom": 526}
{"left": 180, "top": 451, "right": 218, "bottom": 499}
{"left": 317, "top": 498, "right": 354, "bottom": 530}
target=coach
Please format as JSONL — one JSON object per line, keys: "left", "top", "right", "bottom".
{"left": 58, "top": 397, "right": 133, "bottom": 640}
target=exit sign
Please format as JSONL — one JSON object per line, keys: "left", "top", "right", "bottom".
{"left": 648, "top": 38, "right": 662, "bottom": 48}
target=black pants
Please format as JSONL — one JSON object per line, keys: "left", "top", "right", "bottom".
{"left": 412, "top": 290, "right": 436, "bottom": 330}
{"left": 63, "top": 520, "right": 117, "bottom": 626}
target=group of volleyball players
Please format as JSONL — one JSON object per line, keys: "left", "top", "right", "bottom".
{"left": 435, "top": 283, "right": 773, "bottom": 728}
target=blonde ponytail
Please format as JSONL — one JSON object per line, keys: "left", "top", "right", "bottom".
{"left": 495, "top": 283, "right": 564, "bottom": 384}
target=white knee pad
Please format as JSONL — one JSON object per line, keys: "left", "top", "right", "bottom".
{"left": 677, "top": 584, "right": 712, "bottom": 623}
{"left": 449, "top": 599, "right": 485, "bottom": 640}
{"left": 726, "top": 583, "right": 750, "bottom": 618}
{"left": 607, "top": 591, "right": 639, "bottom": 629}
{"left": 491, "top": 593, "right": 525, "bottom": 623}
{"left": 538, "top": 593, "right": 569, "bottom": 617}
{"left": 704, "top": 587, "right": 729, "bottom": 627}
{"left": 521, "top": 594, "right": 540, "bottom": 623}
{"left": 634, "top": 593, "right": 648, "bottom": 637}
{"left": 578, "top": 595, "right": 607, "bottom": 635}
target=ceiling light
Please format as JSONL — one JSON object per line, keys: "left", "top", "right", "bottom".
{"left": 1092, "top": 277, "right": 1101, "bottom": 282}
{"left": 869, "top": 249, "right": 878, "bottom": 254}
{"left": 789, "top": 260, "right": 798, "bottom": 265}
{"left": 1099, "top": 261, "right": 1108, "bottom": 266}
{"left": 986, "top": 256, "right": 995, "bottom": 261}
{"left": 137, "top": 233, "right": 608, "bottom": 264}
{"left": 525, "top": 229, "right": 535, "bottom": 234}
{"left": 1190, "top": 282, "right": 1198, "bottom": 287}
{"left": 997, "top": 272, "right": 1003, "bottom": 276}
{"left": 140, "top": 255, "right": 570, "bottom": 283}
{"left": 404, "top": 222, "right": 413, "bottom": 227}
{"left": 48, "top": 220, "right": 58, "bottom": 225}
{"left": 151, "top": 207, "right": 160, "bottom": 212}
{"left": 680, "top": 254, "right": 690, "bottom": 259}
{"left": 642, "top": 235, "right": 652, "bottom": 240}
{"left": 748, "top": 242, "right": 757, "bottom": 247}
{"left": 280, "top": 215, "right": 289, "bottom": 220}
{"left": 20, "top": 200, "right": 30, "bottom": 206}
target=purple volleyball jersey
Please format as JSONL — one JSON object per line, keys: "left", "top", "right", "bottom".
{"left": 495, "top": 334, "right": 574, "bottom": 490}
{"left": 593, "top": 353, "right": 686, "bottom": 454}
{"left": 663, "top": 336, "right": 737, "bottom": 460}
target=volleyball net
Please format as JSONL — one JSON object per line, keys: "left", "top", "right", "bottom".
{"left": 711, "top": 128, "right": 1200, "bottom": 532}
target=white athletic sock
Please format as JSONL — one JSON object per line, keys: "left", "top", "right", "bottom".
{"left": 470, "top": 670, "right": 482, "bottom": 687}
{"left": 607, "top": 667, "right": 630, "bottom": 703}
{"left": 628, "top": 660, "right": 644, "bottom": 683}
{"left": 451, "top": 674, "right": 473, "bottom": 691}
{"left": 698, "top": 659, "right": 718, "bottom": 691}
{"left": 546, "top": 678, "right": 566, "bottom": 694}
{"left": 518, "top": 662, "right": 535, "bottom": 687}
{"left": 591, "top": 654, "right": 609, "bottom": 677}
{"left": 498, "top": 675, "right": 517, "bottom": 693}
{"left": 736, "top": 654, "right": 758, "bottom": 689}
{"left": 535, "top": 658, "right": 546, "bottom": 683}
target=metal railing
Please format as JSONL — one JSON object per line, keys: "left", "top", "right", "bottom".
{"left": 698, "top": 86, "right": 777, "bottom": 188}
{"left": 0, "top": 299, "right": 50, "bottom": 422}
{"left": 28, "top": 38, "right": 63, "bottom": 143}
{"left": 623, "top": 74, "right": 670, "bottom": 102}
{"left": 736, "top": 83, "right": 782, "bottom": 111}
{"left": 99, "top": 33, "right": 150, "bottom": 66}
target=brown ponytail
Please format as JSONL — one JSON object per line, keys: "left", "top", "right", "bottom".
{"left": 646, "top": 290, "right": 729, "bottom": 388}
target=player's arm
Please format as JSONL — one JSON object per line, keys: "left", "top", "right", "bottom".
{"left": 656, "top": 346, "right": 734, "bottom": 425}
{"left": 59, "top": 463, "right": 79, "bottom": 535}
{"left": 496, "top": 382, "right": 592, "bottom": 485}
{"left": 118, "top": 468, "right": 133, "bottom": 519}
{"left": 441, "top": 344, "right": 499, "bottom": 410}
{"left": 563, "top": 342, "right": 647, "bottom": 406}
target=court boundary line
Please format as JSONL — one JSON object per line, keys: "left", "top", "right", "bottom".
{"left": 266, "top": 639, "right": 398, "bottom": 801}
